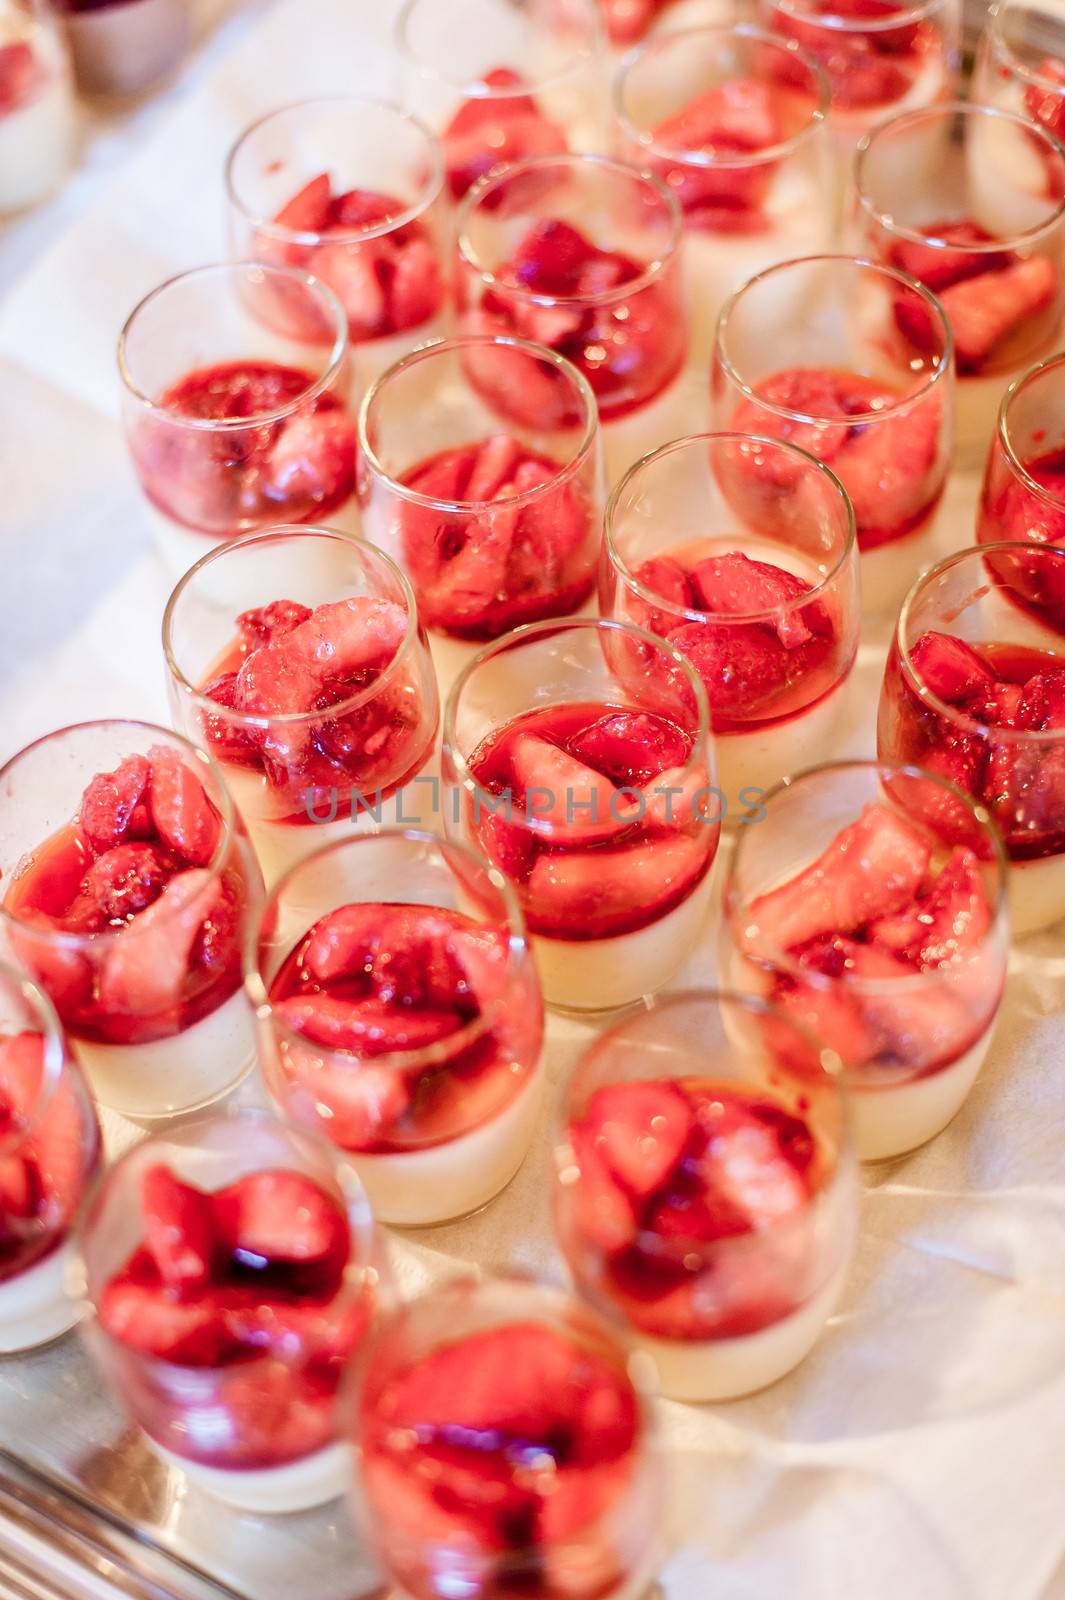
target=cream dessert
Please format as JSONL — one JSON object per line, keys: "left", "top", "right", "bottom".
{"left": 879, "top": 626, "right": 1065, "bottom": 936}
{"left": 0, "top": 13, "right": 73, "bottom": 213}
{"left": 0, "top": 1029, "right": 100, "bottom": 1351}
{"left": 556, "top": 1076, "right": 850, "bottom": 1399}
{"left": 85, "top": 1155, "right": 378, "bottom": 1512}
{"left": 356, "top": 1279, "right": 661, "bottom": 1600}
{"left": 733, "top": 800, "right": 1007, "bottom": 1158}
{"left": 259, "top": 900, "right": 544, "bottom": 1226}
{"left": 2, "top": 737, "right": 260, "bottom": 1118}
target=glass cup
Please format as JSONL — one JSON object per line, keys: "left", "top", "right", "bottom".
{"left": 395, "top": 0, "right": 609, "bottom": 200}
{"left": 0, "top": 0, "right": 75, "bottom": 213}
{"left": 713, "top": 255, "right": 955, "bottom": 612}
{"left": 973, "top": 0, "right": 1065, "bottom": 144}
{"left": 353, "top": 1274, "right": 663, "bottom": 1600}
{"left": 226, "top": 97, "right": 449, "bottom": 384}
{"left": 553, "top": 988, "right": 856, "bottom": 1398}
{"left": 441, "top": 615, "right": 719, "bottom": 1011}
{"left": 0, "top": 721, "right": 262, "bottom": 1120}
{"left": 878, "top": 541, "right": 1065, "bottom": 937}
{"left": 358, "top": 334, "right": 606, "bottom": 690}
{"left": 455, "top": 153, "right": 688, "bottom": 480}
{"left": 248, "top": 829, "right": 544, "bottom": 1226}
{"left": 724, "top": 759, "right": 1009, "bottom": 1159}
{"left": 602, "top": 431, "right": 859, "bottom": 809}
{"left": 57, "top": 0, "right": 188, "bottom": 97}
{"left": 978, "top": 352, "right": 1065, "bottom": 563}
{"left": 74, "top": 1107, "right": 386, "bottom": 1513}
{"left": 118, "top": 262, "right": 358, "bottom": 572}
{"left": 0, "top": 959, "right": 100, "bottom": 1352}
{"left": 163, "top": 526, "right": 441, "bottom": 889}
{"left": 613, "top": 25, "right": 833, "bottom": 360}
{"left": 853, "top": 101, "right": 1065, "bottom": 463}
{"left": 760, "top": 0, "right": 960, "bottom": 157}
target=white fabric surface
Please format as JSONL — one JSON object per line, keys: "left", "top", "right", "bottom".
{"left": 0, "top": 2, "right": 1063, "bottom": 1597}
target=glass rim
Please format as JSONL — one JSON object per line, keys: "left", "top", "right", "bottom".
{"left": 896, "top": 540, "right": 1065, "bottom": 743}
{"left": 394, "top": 0, "right": 606, "bottom": 95}
{"left": 765, "top": 0, "right": 953, "bottom": 35}
{"left": 224, "top": 96, "right": 446, "bottom": 245}
{"left": 854, "top": 101, "right": 1065, "bottom": 250}
{"left": 442, "top": 614, "right": 713, "bottom": 814}
{"left": 0, "top": 719, "right": 239, "bottom": 952}
{"left": 161, "top": 526, "right": 424, "bottom": 729}
{"left": 995, "top": 350, "right": 1065, "bottom": 509}
{"left": 357, "top": 334, "right": 600, "bottom": 511}
{"left": 0, "top": 960, "right": 70, "bottom": 1154}
{"left": 983, "top": 0, "right": 1065, "bottom": 95}
{"left": 75, "top": 1104, "right": 381, "bottom": 1368}
{"left": 716, "top": 254, "right": 955, "bottom": 420}
{"left": 116, "top": 261, "right": 350, "bottom": 429}
{"left": 613, "top": 24, "right": 831, "bottom": 171}
{"left": 244, "top": 826, "right": 534, "bottom": 1073}
{"left": 455, "top": 153, "right": 684, "bottom": 309}
{"left": 725, "top": 758, "right": 1010, "bottom": 991}
{"left": 604, "top": 430, "right": 857, "bottom": 629}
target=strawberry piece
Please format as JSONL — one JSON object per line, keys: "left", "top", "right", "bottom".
{"left": 771, "top": 974, "right": 882, "bottom": 1070}
{"left": 599, "top": 0, "right": 658, "bottom": 44}
{"left": 222, "top": 1288, "right": 370, "bottom": 1366}
{"left": 79, "top": 755, "right": 151, "bottom": 855}
{"left": 566, "top": 712, "right": 689, "bottom": 788}
{"left": 162, "top": 360, "right": 313, "bottom": 421}
{"left": 1018, "top": 669, "right": 1065, "bottom": 730}
{"left": 199, "top": 673, "right": 260, "bottom": 764}
{"left": 508, "top": 220, "right": 600, "bottom": 296}
{"left": 568, "top": 1123, "right": 639, "bottom": 1252}
{"left": 684, "top": 1090, "right": 813, "bottom": 1229}
{"left": 909, "top": 631, "right": 994, "bottom": 704}
{"left": 459, "top": 310, "right": 582, "bottom": 430}
{"left": 237, "top": 599, "right": 312, "bottom": 650}
{"left": 288, "top": 1055, "right": 413, "bottom": 1148}
{"left": 141, "top": 1165, "right": 216, "bottom": 1296}
{"left": 1024, "top": 57, "right": 1065, "bottom": 139}
{"left": 147, "top": 746, "right": 220, "bottom": 867}
{"left": 832, "top": 397, "right": 941, "bottom": 547}
{"left": 843, "top": 941, "right": 976, "bottom": 1069}
{"left": 97, "top": 868, "right": 220, "bottom": 1018}
{"left": 0, "top": 1032, "right": 46, "bottom": 1128}
{"left": 579, "top": 1081, "right": 694, "bottom": 1198}
{"left": 236, "top": 597, "right": 407, "bottom": 719}
{"left": 213, "top": 1169, "right": 349, "bottom": 1275}
{"left": 967, "top": 680, "right": 1024, "bottom": 728}
{"left": 688, "top": 551, "right": 822, "bottom": 649}
{"left": 441, "top": 70, "right": 567, "bottom": 199}
{"left": 273, "top": 173, "right": 332, "bottom": 233}
{"left": 890, "top": 220, "right": 1009, "bottom": 291}
{"left": 654, "top": 80, "right": 780, "bottom": 153}
{"left": 629, "top": 557, "right": 693, "bottom": 638}
{"left": 667, "top": 619, "right": 796, "bottom": 719}
{"left": 728, "top": 368, "right": 853, "bottom": 474}
{"left": 525, "top": 832, "right": 704, "bottom": 933}
{"left": 509, "top": 735, "right": 620, "bottom": 833}
{"left": 0, "top": 43, "right": 36, "bottom": 114}
{"left": 266, "top": 405, "right": 358, "bottom": 504}
{"left": 72, "top": 842, "right": 171, "bottom": 926}
{"left": 9, "top": 910, "right": 94, "bottom": 1018}
{"left": 275, "top": 993, "right": 463, "bottom": 1055}
{"left": 748, "top": 803, "right": 932, "bottom": 952}
{"left": 299, "top": 903, "right": 380, "bottom": 985}
{"left": 99, "top": 1274, "right": 235, "bottom": 1366}
{"left": 937, "top": 257, "right": 1058, "bottom": 372}
{"left": 870, "top": 846, "right": 992, "bottom": 967}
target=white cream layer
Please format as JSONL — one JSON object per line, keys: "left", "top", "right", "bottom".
{"left": 153, "top": 1437, "right": 352, "bottom": 1514}
{"left": 849, "top": 1026, "right": 995, "bottom": 1161}
{"left": 0, "top": 1238, "right": 80, "bottom": 1353}
{"left": 1008, "top": 851, "right": 1065, "bottom": 938}
{"left": 715, "top": 675, "right": 851, "bottom": 814}
{"left": 0, "top": 69, "right": 73, "bottom": 214}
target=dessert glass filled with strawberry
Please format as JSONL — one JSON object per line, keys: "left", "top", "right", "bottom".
{"left": 853, "top": 102, "right": 1065, "bottom": 460}
{"left": 0, "top": 961, "right": 100, "bottom": 1353}
{"left": 76, "top": 1108, "right": 385, "bottom": 1512}
{"left": 442, "top": 617, "right": 719, "bottom": 1011}
{"left": 602, "top": 431, "right": 859, "bottom": 806}
{"left": 226, "top": 97, "right": 447, "bottom": 374}
{"left": 713, "top": 254, "right": 954, "bottom": 610}
{"left": 0, "top": 722, "right": 261, "bottom": 1119}
{"left": 725, "top": 760, "right": 1009, "bottom": 1160}
{"left": 55, "top": 0, "right": 189, "bottom": 97}
{"left": 977, "top": 351, "right": 1065, "bottom": 605}
{"left": 879, "top": 542, "right": 1065, "bottom": 936}
{"left": 554, "top": 989, "right": 856, "bottom": 1399}
{"left": 613, "top": 25, "right": 832, "bottom": 353}
{"left": 973, "top": 0, "right": 1065, "bottom": 146}
{"left": 119, "top": 263, "right": 358, "bottom": 567}
{"left": 396, "top": 0, "right": 608, "bottom": 199}
{"left": 456, "top": 155, "right": 687, "bottom": 452}
{"left": 249, "top": 829, "right": 544, "bottom": 1226}
{"left": 0, "top": 0, "right": 74, "bottom": 214}
{"left": 760, "top": 0, "right": 958, "bottom": 150}
{"left": 164, "top": 527, "right": 440, "bottom": 885}
{"left": 358, "top": 335, "right": 604, "bottom": 668}
{"left": 355, "top": 1275, "right": 663, "bottom": 1600}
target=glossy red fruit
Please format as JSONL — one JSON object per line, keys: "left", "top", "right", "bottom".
{"left": 909, "top": 631, "right": 994, "bottom": 704}
{"left": 890, "top": 220, "right": 1008, "bottom": 291}
{"left": 567, "top": 712, "right": 690, "bottom": 788}
{"left": 141, "top": 1165, "right": 216, "bottom": 1295}
{"left": 275, "top": 993, "right": 463, "bottom": 1055}
{"left": 688, "top": 551, "right": 825, "bottom": 648}
{"left": 79, "top": 755, "right": 151, "bottom": 855}
{"left": 579, "top": 1081, "right": 694, "bottom": 1198}
{"left": 569, "top": 1122, "right": 639, "bottom": 1252}
{"left": 99, "top": 1274, "right": 235, "bottom": 1366}
{"left": 147, "top": 747, "right": 220, "bottom": 867}
{"left": 668, "top": 618, "right": 797, "bottom": 719}
{"left": 771, "top": 972, "right": 882, "bottom": 1070}
{"left": 441, "top": 69, "right": 567, "bottom": 199}
{"left": 97, "top": 868, "right": 220, "bottom": 1018}
{"left": 509, "top": 735, "right": 620, "bottom": 833}
{"left": 238, "top": 599, "right": 312, "bottom": 651}
{"left": 525, "top": 832, "right": 704, "bottom": 932}
{"left": 937, "top": 257, "right": 1058, "bottom": 373}
{"left": 870, "top": 846, "right": 992, "bottom": 967}
{"left": 73, "top": 842, "right": 172, "bottom": 926}
{"left": 273, "top": 173, "right": 332, "bottom": 233}
{"left": 213, "top": 1169, "right": 349, "bottom": 1275}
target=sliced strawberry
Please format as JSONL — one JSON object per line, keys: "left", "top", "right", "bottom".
{"left": 147, "top": 747, "right": 220, "bottom": 867}
{"left": 0, "top": 43, "right": 36, "bottom": 115}
{"left": 668, "top": 619, "right": 795, "bottom": 719}
{"left": 98, "top": 1276, "right": 235, "bottom": 1366}
{"left": 870, "top": 846, "right": 992, "bottom": 967}
{"left": 844, "top": 941, "right": 976, "bottom": 1069}
{"left": 566, "top": 712, "right": 689, "bottom": 788}
{"left": 223, "top": 1287, "right": 370, "bottom": 1367}
{"left": 238, "top": 599, "right": 312, "bottom": 651}
{"left": 442, "top": 73, "right": 567, "bottom": 199}
{"left": 654, "top": 79, "right": 780, "bottom": 153}
{"left": 525, "top": 832, "right": 705, "bottom": 933}
{"left": 286, "top": 1056, "right": 411, "bottom": 1148}
{"left": 298, "top": 903, "right": 380, "bottom": 985}
{"left": 275, "top": 993, "right": 462, "bottom": 1055}
{"left": 141, "top": 1165, "right": 216, "bottom": 1295}
{"left": 908, "top": 631, "right": 994, "bottom": 704}
{"left": 389, "top": 236, "right": 444, "bottom": 332}
{"left": 266, "top": 405, "right": 358, "bottom": 504}
{"left": 832, "top": 396, "right": 941, "bottom": 546}
{"left": 9, "top": 911, "right": 94, "bottom": 1018}
{"left": 728, "top": 368, "right": 853, "bottom": 474}
{"left": 273, "top": 173, "right": 332, "bottom": 234}
{"left": 1024, "top": 57, "right": 1065, "bottom": 140}
{"left": 1018, "top": 668, "right": 1065, "bottom": 729}
{"left": 236, "top": 597, "right": 407, "bottom": 719}
{"left": 459, "top": 311, "right": 581, "bottom": 431}
{"left": 966, "top": 680, "right": 1024, "bottom": 728}
{"left": 0, "top": 1032, "right": 45, "bottom": 1127}
{"left": 73, "top": 842, "right": 172, "bottom": 926}
{"left": 509, "top": 735, "right": 620, "bottom": 834}
{"left": 79, "top": 755, "right": 151, "bottom": 855}
{"left": 747, "top": 803, "right": 932, "bottom": 952}
{"left": 213, "top": 1169, "right": 349, "bottom": 1274}
{"left": 684, "top": 1089, "right": 812, "bottom": 1229}
{"left": 688, "top": 551, "right": 822, "bottom": 648}
{"left": 938, "top": 257, "right": 1058, "bottom": 372}
{"left": 890, "top": 220, "right": 1008, "bottom": 291}
{"left": 508, "top": 220, "right": 600, "bottom": 296}
{"left": 771, "top": 973, "right": 882, "bottom": 1069}
{"left": 568, "top": 1122, "right": 639, "bottom": 1252}
{"left": 629, "top": 556, "right": 693, "bottom": 637}
{"left": 97, "top": 868, "right": 220, "bottom": 1018}
{"left": 579, "top": 1081, "right": 693, "bottom": 1199}
{"left": 311, "top": 241, "right": 387, "bottom": 338}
